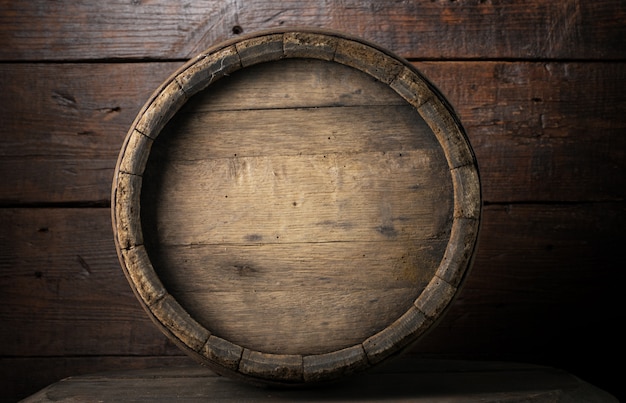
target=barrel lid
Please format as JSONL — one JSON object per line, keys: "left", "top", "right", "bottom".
{"left": 112, "top": 29, "right": 481, "bottom": 385}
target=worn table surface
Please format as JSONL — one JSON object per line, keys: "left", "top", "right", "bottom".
{"left": 22, "top": 358, "right": 618, "bottom": 402}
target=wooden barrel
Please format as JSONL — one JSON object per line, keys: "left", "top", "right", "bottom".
{"left": 112, "top": 29, "right": 481, "bottom": 386}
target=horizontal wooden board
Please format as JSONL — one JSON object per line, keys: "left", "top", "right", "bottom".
{"left": 158, "top": 106, "right": 435, "bottom": 161}
{"left": 0, "top": 1, "right": 624, "bottom": 61}
{"left": 0, "top": 356, "right": 194, "bottom": 403}
{"left": 416, "top": 61, "right": 626, "bottom": 203}
{"left": 19, "top": 361, "right": 620, "bottom": 403}
{"left": 143, "top": 150, "right": 452, "bottom": 244}
{"left": 1, "top": 61, "right": 624, "bottom": 205}
{"left": 0, "top": 62, "right": 181, "bottom": 204}
{"left": 0, "top": 208, "right": 181, "bottom": 358}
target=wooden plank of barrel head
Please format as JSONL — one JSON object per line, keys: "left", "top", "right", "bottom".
{"left": 112, "top": 29, "right": 481, "bottom": 386}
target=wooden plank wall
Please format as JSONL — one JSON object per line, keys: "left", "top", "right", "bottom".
{"left": 1, "top": 1, "right": 624, "bottom": 401}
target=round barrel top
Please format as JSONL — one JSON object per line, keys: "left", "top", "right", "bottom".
{"left": 112, "top": 29, "right": 481, "bottom": 386}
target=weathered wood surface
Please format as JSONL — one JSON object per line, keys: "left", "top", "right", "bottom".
{"left": 1, "top": 0, "right": 624, "bottom": 61}
{"left": 0, "top": 356, "right": 195, "bottom": 403}
{"left": 1, "top": 61, "right": 624, "bottom": 205}
{"left": 111, "top": 34, "right": 479, "bottom": 383}
{"left": 1, "top": 0, "right": 625, "bottom": 400}
{"left": 2, "top": 204, "right": 623, "bottom": 397}
{"left": 21, "top": 360, "right": 619, "bottom": 402}
{"left": 0, "top": 62, "right": 181, "bottom": 205}
{"left": 3, "top": 205, "right": 621, "bottom": 357}
{"left": 0, "top": 208, "right": 180, "bottom": 358}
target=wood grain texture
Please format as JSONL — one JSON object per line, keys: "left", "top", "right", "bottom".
{"left": 0, "top": 208, "right": 181, "bottom": 358}
{"left": 1, "top": 0, "right": 624, "bottom": 61}
{"left": 1, "top": 203, "right": 623, "bottom": 398}
{"left": 239, "top": 350, "right": 303, "bottom": 383}
{"left": 0, "top": 62, "right": 181, "bottom": 204}
{"left": 2, "top": 61, "right": 624, "bottom": 204}
{"left": 202, "top": 335, "right": 243, "bottom": 372}
{"left": 19, "top": 361, "right": 620, "bottom": 402}
{"left": 415, "top": 61, "right": 626, "bottom": 204}
{"left": 1, "top": 0, "right": 625, "bottom": 399}
{"left": 362, "top": 306, "right": 430, "bottom": 365}
{"left": 302, "top": 345, "right": 368, "bottom": 383}
{"left": 111, "top": 32, "right": 479, "bottom": 383}
{"left": 0, "top": 356, "right": 196, "bottom": 403}
{"left": 144, "top": 150, "right": 451, "bottom": 245}
{"left": 2, "top": 205, "right": 621, "bottom": 357}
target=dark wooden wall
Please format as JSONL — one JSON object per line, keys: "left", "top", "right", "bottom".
{"left": 1, "top": 1, "right": 624, "bottom": 401}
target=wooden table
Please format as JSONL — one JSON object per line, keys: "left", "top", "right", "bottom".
{"left": 22, "top": 358, "right": 617, "bottom": 402}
